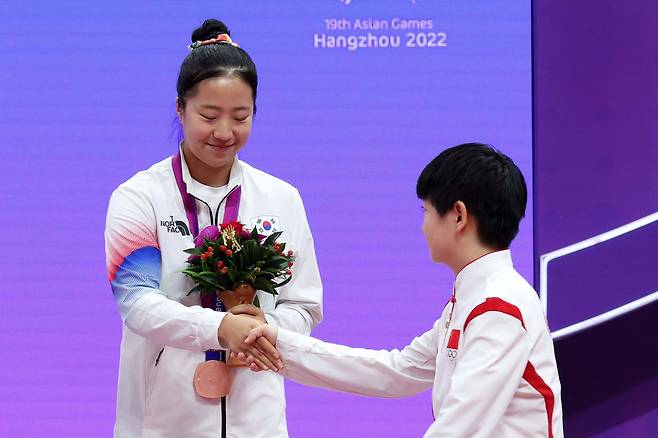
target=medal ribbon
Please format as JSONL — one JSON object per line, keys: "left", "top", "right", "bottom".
{"left": 172, "top": 152, "right": 241, "bottom": 361}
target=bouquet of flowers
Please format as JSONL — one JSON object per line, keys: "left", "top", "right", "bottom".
{"left": 182, "top": 221, "right": 295, "bottom": 308}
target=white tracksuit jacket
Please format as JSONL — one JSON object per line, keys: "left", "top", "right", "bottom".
{"left": 275, "top": 251, "right": 563, "bottom": 437}
{"left": 105, "top": 152, "right": 323, "bottom": 437}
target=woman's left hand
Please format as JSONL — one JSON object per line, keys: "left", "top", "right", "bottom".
{"left": 230, "top": 304, "right": 267, "bottom": 324}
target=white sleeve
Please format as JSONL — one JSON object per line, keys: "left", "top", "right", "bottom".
{"left": 264, "top": 190, "right": 322, "bottom": 335}
{"left": 105, "top": 183, "right": 225, "bottom": 352}
{"left": 425, "top": 308, "right": 531, "bottom": 437}
{"left": 275, "top": 322, "right": 439, "bottom": 398}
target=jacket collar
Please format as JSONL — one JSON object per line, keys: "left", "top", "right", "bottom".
{"left": 179, "top": 145, "right": 243, "bottom": 200}
{"left": 454, "top": 250, "right": 513, "bottom": 295}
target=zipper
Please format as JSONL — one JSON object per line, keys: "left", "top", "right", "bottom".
{"left": 154, "top": 347, "right": 165, "bottom": 366}
{"left": 190, "top": 187, "right": 237, "bottom": 438}
{"left": 221, "top": 349, "right": 227, "bottom": 438}
{"left": 189, "top": 185, "right": 240, "bottom": 226}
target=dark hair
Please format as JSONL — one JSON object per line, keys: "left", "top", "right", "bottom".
{"left": 177, "top": 19, "right": 258, "bottom": 111}
{"left": 416, "top": 143, "right": 527, "bottom": 249}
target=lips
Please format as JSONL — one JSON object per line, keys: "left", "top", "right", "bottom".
{"left": 206, "top": 143, "right": 233, "bottom": 149}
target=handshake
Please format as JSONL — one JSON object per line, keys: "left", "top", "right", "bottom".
{"left": 217, "top": 304, "right": 283, "bottom": 372}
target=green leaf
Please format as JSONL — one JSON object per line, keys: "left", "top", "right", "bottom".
{"left": 263, "top": 231, "right": 284, "bottom": 247}
{"left": 261, "top": 255, "right": 287, "bottom": 267}
{"left": 261, "top": 282, "right": 277, "bottom": 295}
{"left": 184, "top": 247, "right": 204, "bottom": 255}
{"left": 182, "top": 270, "right": 201, "bottom": 279}
{"left": 273, "top": 275, "right": 293, "bottom": 288}
{"left": 198, "top": 272, "right": 223, "bottom": 288}
{"left": 186, "top": 284, "right": 203, "bottom": 296}
{"left": 253, "top": 278, "right": 276, "bottom": 295}
{"left": 226, "top": 269, "right": 238, "bottom": 283}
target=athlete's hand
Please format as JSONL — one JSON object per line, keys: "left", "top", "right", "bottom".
{"left": 230, "top": 303, "right": 267, "bottom": 324}
{"left": 238, "top": 324, "right": 281, "bottom": 372}
{"left": 217, "top": 313, "right": 282, "bottom": 371}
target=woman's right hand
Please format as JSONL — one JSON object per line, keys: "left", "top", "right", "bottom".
{"left": 217, "top": 313, "right": 282, "bottom": 371}
{"left": 239, "top": 324, "right": 281, "bottom": 372}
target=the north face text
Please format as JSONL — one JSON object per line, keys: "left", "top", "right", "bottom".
{"left": 161, "top": 216, "right": 190, "bottom": 236}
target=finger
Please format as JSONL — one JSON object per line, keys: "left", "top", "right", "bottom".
{"left": 256, "top": 336, "right": 280, "bottom": 359}
{"left": 252, "top": 343, "right": 283, "bottom": 371}
{"left": 244, "top": 326, "right": 264, "bottom": 344}
{"left": 248, "top": 353, "right": 273, "bottom": 372}
{"left": 244, "top": 354, "right": 267, "bottom": 372}
{"left": 230, "top": 304, "right": 260, "bottom": 317}
{"left": 245, "top": 345, "right": 278, "bottom": 371}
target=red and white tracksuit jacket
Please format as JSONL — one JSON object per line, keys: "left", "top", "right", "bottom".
{"left": 276, "top": 250, "right": 563, "bottom": 437}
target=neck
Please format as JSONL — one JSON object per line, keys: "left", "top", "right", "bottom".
{"left": 182, "top": 145, "right": 231, "bottom": 187}
{"left": 450, "top": 245, "right": 500, "bottom": 276}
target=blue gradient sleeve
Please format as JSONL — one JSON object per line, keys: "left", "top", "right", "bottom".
{"left": 110, "top": 246, "right": 162, "bottom": 320}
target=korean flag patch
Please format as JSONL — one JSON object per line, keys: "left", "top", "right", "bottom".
{"left": 250, "top": 216, "right": 281, "bottom": 236}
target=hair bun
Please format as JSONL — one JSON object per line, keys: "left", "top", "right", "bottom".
{"left": 191, "top": 19, "right": 230, "bottom": 42}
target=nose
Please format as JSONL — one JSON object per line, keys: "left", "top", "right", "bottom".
{"left": 212, "top": 120, "right": 232, "bottom": 142}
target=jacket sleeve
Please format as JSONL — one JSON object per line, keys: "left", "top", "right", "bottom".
{"left": 425, "top": 302, "right": 531, "bottom": 437}
{"left": 105, "top": 183, "right": 225, "bottom": 352}
{"left": 264, "top": 190, "right": 322, "bottom": 335}
{"left": 275, "top": 322, "right": 439, "bottom": 398}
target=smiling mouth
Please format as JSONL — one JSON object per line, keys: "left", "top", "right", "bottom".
{"left": 207, "top": 143, "right": 233, "bottom": 149}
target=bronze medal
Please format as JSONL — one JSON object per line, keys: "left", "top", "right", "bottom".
{"left": 194, "top": 360, "right": 232, "bottom": 399}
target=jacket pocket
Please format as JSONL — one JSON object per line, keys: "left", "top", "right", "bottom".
{"left": 145, "top": 347, "right": 165, "bottom": 404}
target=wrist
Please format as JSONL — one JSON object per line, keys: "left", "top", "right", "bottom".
{"left": 217, "top": 312, "right": 234, "bottom": 348}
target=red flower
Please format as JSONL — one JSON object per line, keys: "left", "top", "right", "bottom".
{"left": 287, "top": 250, "right": 293, "bottom": 256}
{"left": 221, "top": 267, "right": 229, "bottom": 273}
{"left": 219, "top": 245, "right": 227, "bottom": 252}
{"left": 286, "top": 270, "right": 292, "bottom": 275}
{"left": 200, "top": 253, "right": 209, "bottom": 261}
{"left": 216, "top": 261, "right": 224, "bottom": 269}
{"left": 288, "top": 261, "right": 294, "bottom": 267}
{"left": 221, "top": 220, "right": 244, "bottom": 234}
{"left": 225, "top": 249, "right": 233, "bottom": 257}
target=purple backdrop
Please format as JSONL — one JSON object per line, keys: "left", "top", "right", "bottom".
{"left": 533, "top": 0, "right": 658, "bottom": 435}
{"left": 0, "top": 1, "right": 532, "bottom": 436}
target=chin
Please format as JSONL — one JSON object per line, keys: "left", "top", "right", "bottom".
{"left": 201, "top": 154, "right": 235, "bottom": 169}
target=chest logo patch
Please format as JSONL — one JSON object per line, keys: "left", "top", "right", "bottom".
{"left": 446, "top": 329, "right": 460, "bottom": 361}
{"left": 250, "top": 216, "right": 281, "bottom": 236}
{"left": 161, "top": 216, "right": 190, "bottom": 236}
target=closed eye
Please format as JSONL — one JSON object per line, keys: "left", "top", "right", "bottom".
{"left": 200, "top": 113, "right": 216, "bottom": 121}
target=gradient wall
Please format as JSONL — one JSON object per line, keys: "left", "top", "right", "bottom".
{"left": 0, "top": 1, "right": 531, "bottom": 436}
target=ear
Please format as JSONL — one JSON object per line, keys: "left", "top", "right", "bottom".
{"left": 454, "top": 200, "right": 468, "bottom": 232}
{"left": 175, "top": 97, "right": 184, "bottom": 121}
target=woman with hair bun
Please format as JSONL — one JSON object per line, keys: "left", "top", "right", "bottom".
{"left": 104, "top": 19, "right": 323, "bottom": 437}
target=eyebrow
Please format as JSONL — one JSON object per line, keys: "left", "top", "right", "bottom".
{"left": 199, "top": 104, "right": 251, "bottom": 112}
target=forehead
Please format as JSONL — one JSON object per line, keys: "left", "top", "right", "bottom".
{"left": 189, "top": 76, "right": 253, "bottom": 109}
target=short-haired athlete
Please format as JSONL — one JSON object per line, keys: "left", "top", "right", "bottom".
{"left": 241, "top": 143, "right": 563, "bottom": 437}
